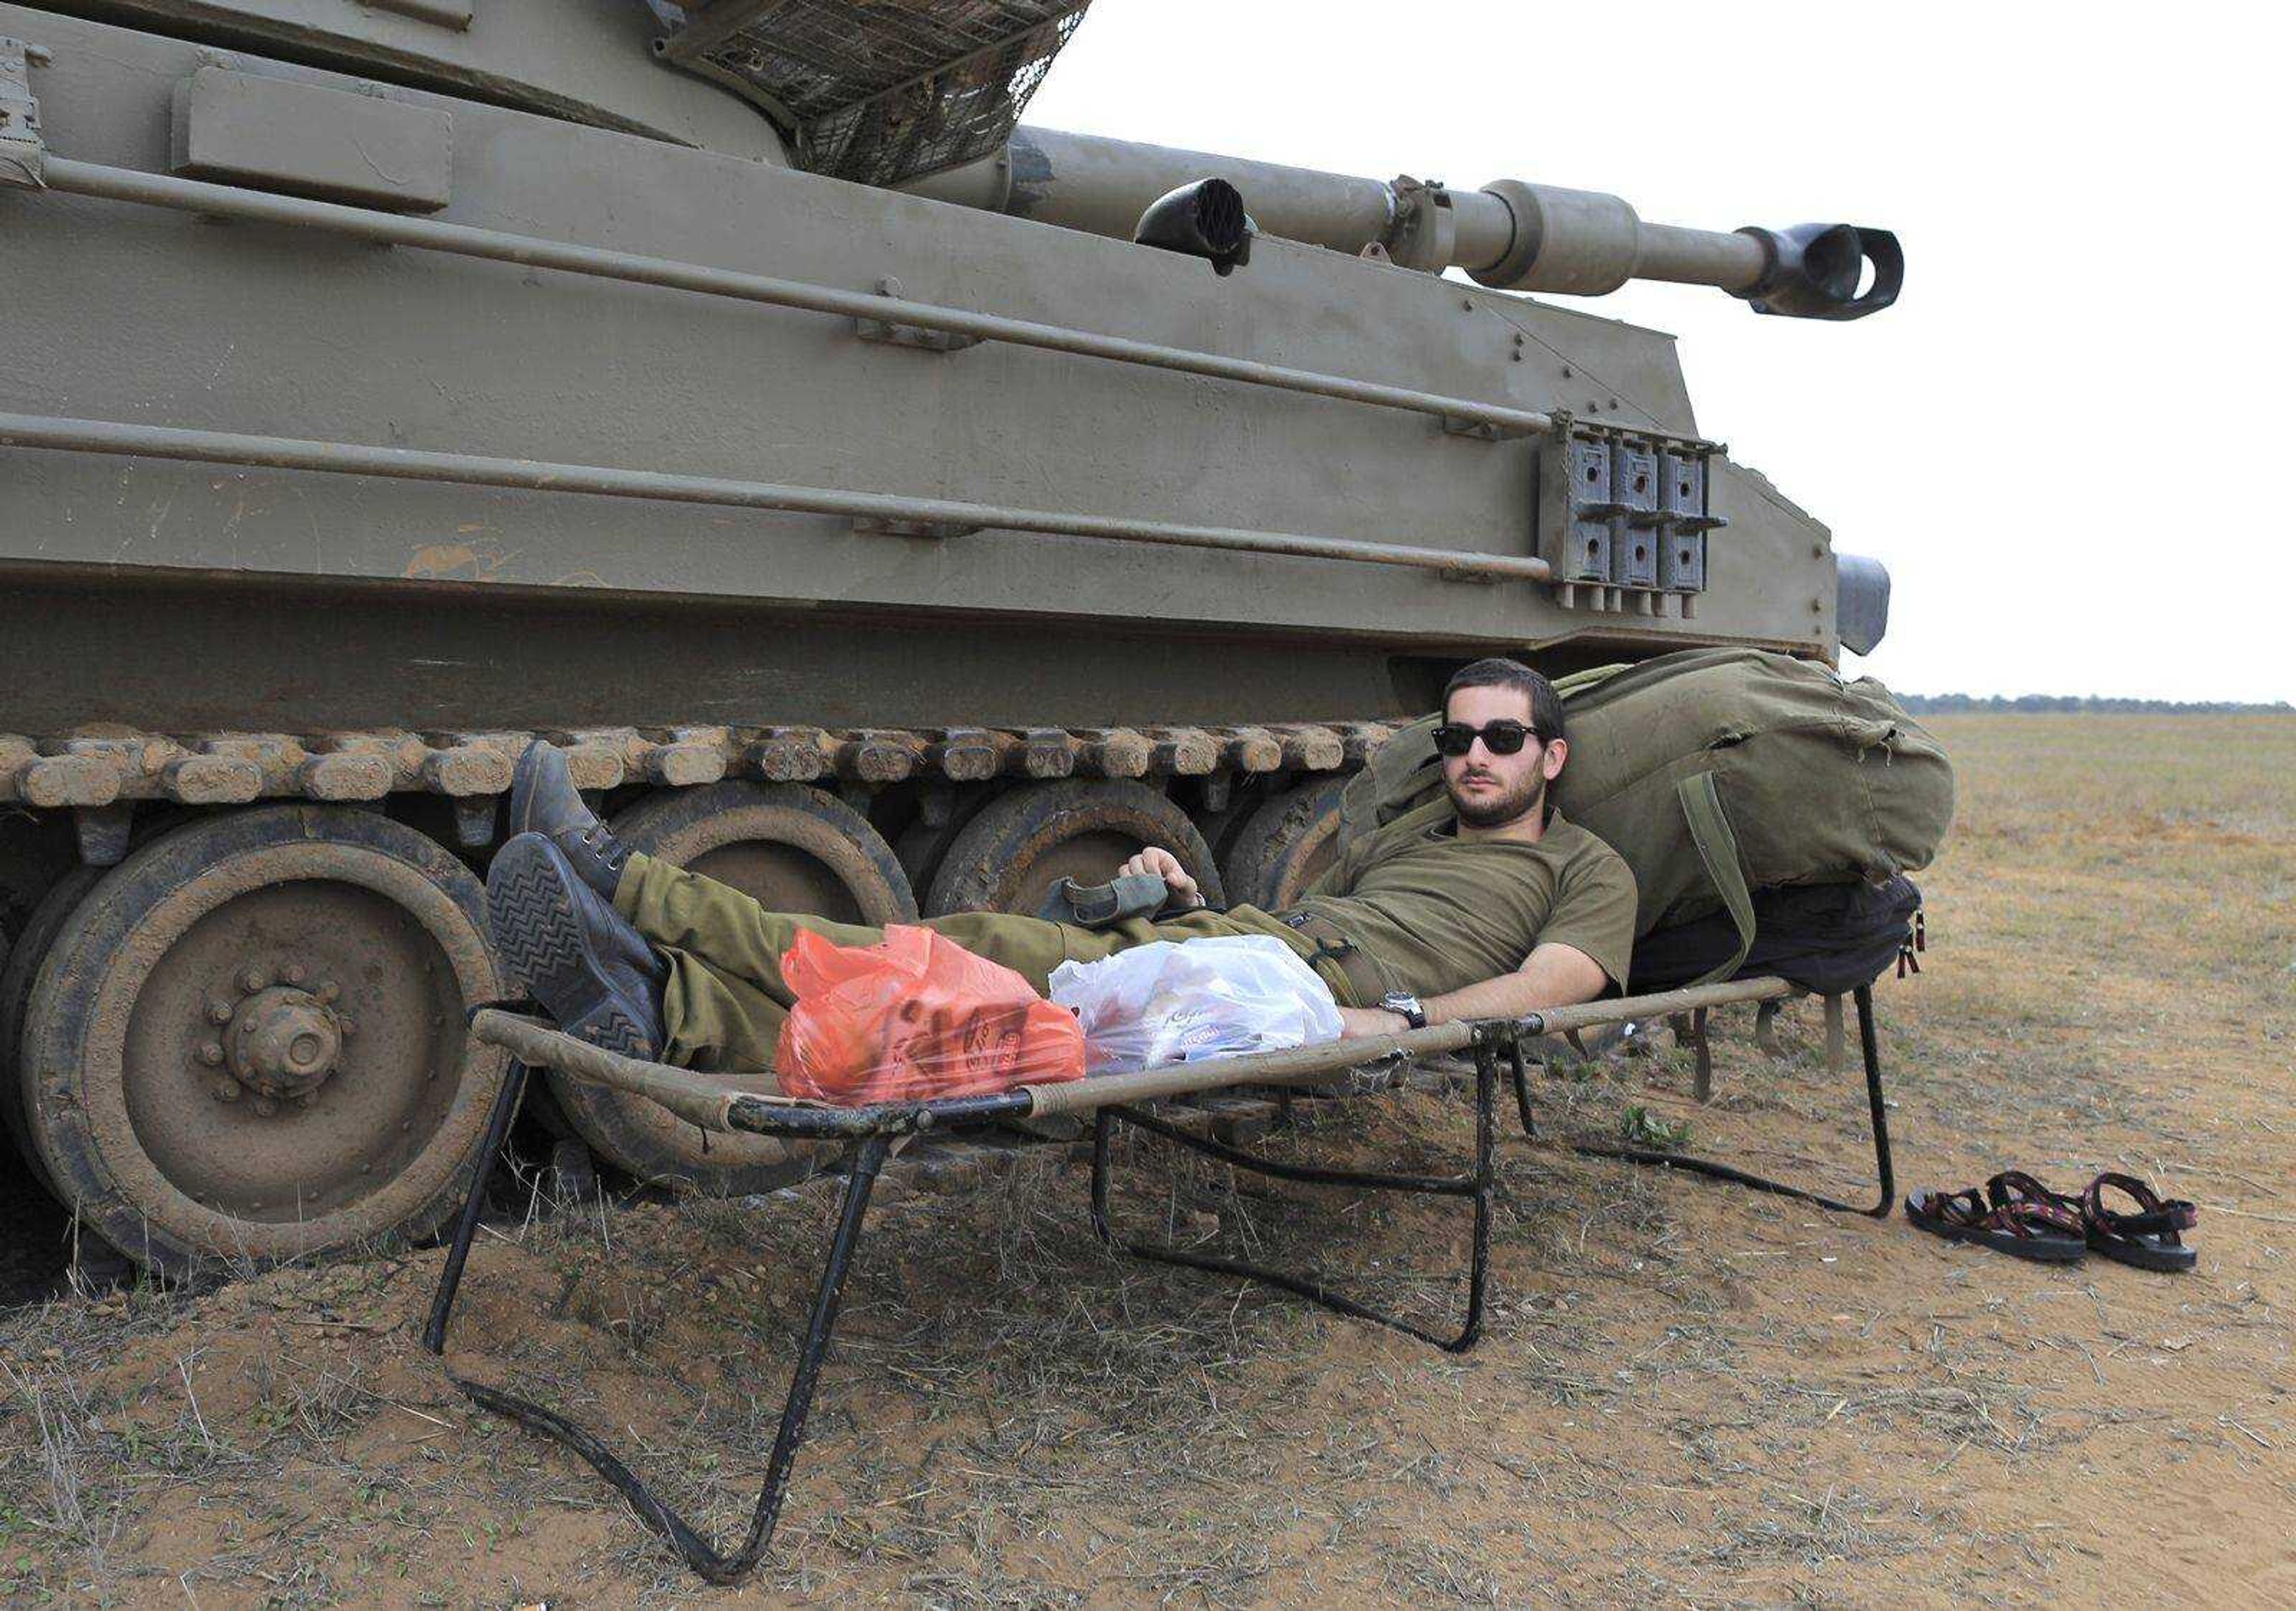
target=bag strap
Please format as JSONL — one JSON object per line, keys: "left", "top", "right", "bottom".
{"left": 1675, "top": 771, "right": 1757, "bottom": 986}
{"left": 1551, "top": 662, "right": 1632, "bottom": 700}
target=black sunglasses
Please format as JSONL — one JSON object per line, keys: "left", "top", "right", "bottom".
{"left": 1431, "top": 720, "right": 1541, "bottom": 759}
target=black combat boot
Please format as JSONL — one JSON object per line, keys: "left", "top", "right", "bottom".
{"left": 487, "top": 832, "right": 667, "bottom": 1057}
{"left": 508, "top": 741, "right": 630, "bottom": 901}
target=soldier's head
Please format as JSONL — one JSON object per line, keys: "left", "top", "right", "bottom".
{"left": 1436, "top": 658, "right": 1567, "bottom": 830}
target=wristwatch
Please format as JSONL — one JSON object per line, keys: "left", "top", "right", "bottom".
{"left": 1381, "top": 992, "right": 1428, "bottom": 1030}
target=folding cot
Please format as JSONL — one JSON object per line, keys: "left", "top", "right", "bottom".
{"left": 422, "top": 976, "right": 1895, "bottom": 1584}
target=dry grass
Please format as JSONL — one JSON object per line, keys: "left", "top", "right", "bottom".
{"left": 1, "top": 714, "right": 2291, "bottom": 1607}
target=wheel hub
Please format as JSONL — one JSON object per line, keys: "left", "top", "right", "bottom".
{"left": 212, "top": 971, "right": 351, "bottom": 1109}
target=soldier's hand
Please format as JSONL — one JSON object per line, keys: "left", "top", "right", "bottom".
{"left": 1118, "top": 846, "right": 1203, "bottom": 910}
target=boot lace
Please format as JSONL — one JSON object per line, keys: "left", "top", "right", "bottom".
{"left": 578, "top": 821, "right": 628, "bottom": 871}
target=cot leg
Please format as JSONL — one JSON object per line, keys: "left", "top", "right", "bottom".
{"left": 1507, "top": 1034, "right": 1535, "bottom": 1139}
{"left": 1824, "top": 992, "right": 1848, "bottom": 1074}
{"left": 432, "top": 1131, "right": 891, "bottom": 1585}
{"left": 1565, "top": 984, "right": 1895, "bottom": 1218}
{"left": 1852, "top": 984, "right": 1896, "bottom": 1216}
{"left": 423, "top": 1056, "right": 531, "bottom": 1355}
{"left": 1754, "top": 998, "right": 1785, "bottom": 1058}
{"left": 1690, "top": 1006, "right": 1714, "bottom": 1103}
{"left": 1090, "top": 1028, "right": 1502, "bottom": 1353}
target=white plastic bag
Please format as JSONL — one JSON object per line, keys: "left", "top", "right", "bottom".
{"left": 1047, "top": 935, "right": 1344, "bottom": 1075}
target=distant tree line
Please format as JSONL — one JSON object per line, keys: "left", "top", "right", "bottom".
{"left": 1897, "top": 693, "right": 2292, "bottom": 715}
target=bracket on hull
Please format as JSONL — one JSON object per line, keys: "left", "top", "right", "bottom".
{"left": 0, "top": 37, "right": 50, "bottom": 191}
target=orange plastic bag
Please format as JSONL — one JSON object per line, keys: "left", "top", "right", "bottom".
{"left": 774, "top": 925, "right": 1086, "bottom": 1105}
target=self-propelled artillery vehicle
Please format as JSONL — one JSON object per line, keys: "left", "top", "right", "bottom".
{"left": 0, "top": 1, "right": 1901, "bottom": 1273}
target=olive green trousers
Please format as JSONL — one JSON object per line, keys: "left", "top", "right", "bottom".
{"left": 613, "top": 851, "right": 1356, "bottom": 1074}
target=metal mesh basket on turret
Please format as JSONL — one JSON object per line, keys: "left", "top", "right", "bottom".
{"left": 658, "top": 1, "right": 1090, "bottom": 188}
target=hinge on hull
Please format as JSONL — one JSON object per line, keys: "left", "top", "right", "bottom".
{"left": 853, "top": 315, "right": 981, "bottom": 353}
{"left": 1439, "top": 415, "right": 1540, "bottom": 442}
{"left": 0, "top": 38, "right": 51, "bottom": 192}
{"left": 854, "top": 276, "right": 982, "bottom": 353}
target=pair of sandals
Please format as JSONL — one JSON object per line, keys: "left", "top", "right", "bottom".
{"left": 1905, "top": 1171, "right": 2199, "bottom": 1271}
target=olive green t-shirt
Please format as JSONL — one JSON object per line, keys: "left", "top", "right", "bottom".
{"left": 1288, "top": 804, "right": 1638, "bottom": 999}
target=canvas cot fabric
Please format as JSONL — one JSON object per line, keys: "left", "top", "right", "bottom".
{"left": 613, "top": 851, "right": 1358, "bottom": 1074}
{"left": 1290, "top": 805, "right": 1638, "bottom": 998}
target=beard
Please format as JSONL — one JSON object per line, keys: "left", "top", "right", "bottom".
{"left": 1446, "top": 765, "right": 1546, "bottom": 829}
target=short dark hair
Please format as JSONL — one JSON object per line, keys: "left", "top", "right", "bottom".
{"left": 1442, "top": 657, "right": 1565, "bottom": 743}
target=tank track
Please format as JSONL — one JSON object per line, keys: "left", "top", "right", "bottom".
{"left": 0, "top": 721, "right": 1395, "bottom": 811}
{"left": 0, "top": 717, "right": 1385, "bottom": 1271}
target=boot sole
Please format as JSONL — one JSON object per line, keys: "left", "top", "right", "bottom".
{"left": 487, "top": 836, "right": 656, "bottom": 1060}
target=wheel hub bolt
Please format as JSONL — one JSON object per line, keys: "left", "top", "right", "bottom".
{"left": 283, "top": 964, "right": 308, "bottom": 986}
{"left": 212, "top": 1079, "right": 239, "bottom": 1103}
{"left": 239, "top": 967, "right": 268, "bottom": 993}
{"left": 221, "top": 984, "right": 346, "bottom": 1106}
{"left": 205, "top": 996, "right": 234, "bottom": 1025}
{"left": 197, "top": 1041, "right": 224, "bottom": 1067}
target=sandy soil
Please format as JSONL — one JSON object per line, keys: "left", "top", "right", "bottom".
{"left": 0, "top": 713, "right": 2289, "bottom": 1607}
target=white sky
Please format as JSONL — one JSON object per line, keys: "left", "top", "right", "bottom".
{"left": 1026, "top": 2, "right": 2296, "bottom": 704}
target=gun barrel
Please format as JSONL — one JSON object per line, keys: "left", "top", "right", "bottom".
{"left": 908, "top": 129, "right": 1897, "bottom": 319}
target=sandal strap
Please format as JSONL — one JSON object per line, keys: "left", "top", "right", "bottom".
{"left": 1987, "top": 1170, "right": 2080, "bottom": 1216}
{"left": 2110, "top": 1203, "right": 2200, "bottom": 1237}
{"left": 2084, "top": 1172, "right": 2199, "bottom": 1237}
{"left": 2086, "top": 1170, "right": 2161, "bottom": 1213}
{"left": 1987, "top": 1199, "right": 2081, "bottom": 1239}
{"left": 1926, "top": 1187, "right": 1991, "bottom": 1228}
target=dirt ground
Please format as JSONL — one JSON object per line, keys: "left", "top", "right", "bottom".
{"left": 1, "top": 713, "right": 2289, "bottom": 1608}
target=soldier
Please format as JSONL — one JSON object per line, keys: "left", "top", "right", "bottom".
{"left": 487, "top": 658, "right": 1636, "bottom": 1074}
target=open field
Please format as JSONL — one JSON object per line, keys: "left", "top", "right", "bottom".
{"left": 1, "top": 713, "right": 2289, "bottom": 1607}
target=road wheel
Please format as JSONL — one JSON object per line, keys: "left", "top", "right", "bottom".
{"left": 554, "top": 782, "right": 917, "bottom": 1194}
{"left": 893, "top": 793, "right": 993, "bottom": 898}
{"left": 19, "top": 807, "right": 508, "bottom": 1275}
{"left": 1222, "top": 775, "right": 1350, "bottom": 911}
{"left": 2, "top": 867, "right": 105, "bottom": 1185}
{"left": 924, "top": 779, "right": 1223, "bottom": 917}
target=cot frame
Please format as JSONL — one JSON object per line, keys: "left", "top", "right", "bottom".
{"left": 422, "top": 975, "right": 1894, "bottom": 1585}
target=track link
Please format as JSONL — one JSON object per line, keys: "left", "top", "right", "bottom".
{"left": 0, "top": 722, "right": 1391, "bottom": 809}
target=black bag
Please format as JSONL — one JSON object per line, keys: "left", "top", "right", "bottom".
{"left": 1628, "top": 875, "right": 1922, "bottom": 998}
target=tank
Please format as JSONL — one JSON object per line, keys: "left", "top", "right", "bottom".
{"left": 0, "top": 1, "right": 1903, "bottom": 1274}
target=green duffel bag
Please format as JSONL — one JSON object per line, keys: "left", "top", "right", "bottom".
{"left": 1336, "top": 648, "right": 1956, "bottom": 982}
